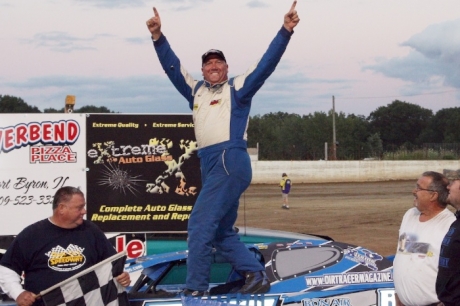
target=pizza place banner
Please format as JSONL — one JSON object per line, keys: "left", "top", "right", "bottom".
{"left": 0, "top": 114, "right": 200, "bottom": 235}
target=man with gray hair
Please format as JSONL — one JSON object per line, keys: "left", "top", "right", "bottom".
{"left": 393, "top": 171, "right": 455, "bottom": 306}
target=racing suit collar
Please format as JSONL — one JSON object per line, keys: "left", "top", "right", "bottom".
{"left": 203, "top": 79, "right": 228, "bottom": 89}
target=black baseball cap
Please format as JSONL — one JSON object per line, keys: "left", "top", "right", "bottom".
{"left": 202, "top": 49, "right": 226, "bottom": 65}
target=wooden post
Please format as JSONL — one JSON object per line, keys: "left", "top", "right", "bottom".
{"left": 65, "top": 95, "right": 76, "bottom": 113}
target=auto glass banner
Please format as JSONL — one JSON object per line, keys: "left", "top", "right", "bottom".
{"left": 86, "top": 114, "right": 200, "bottom": 233}
{"left": 0, "top": 114, "right": 86, "bottom": 235}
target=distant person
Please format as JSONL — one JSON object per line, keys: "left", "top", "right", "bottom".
{"left": 0, "top": 187, "right": 130, "bottom": 306}
{"left": 393, "top": 171, "right": 455, "bottom": 306}
{"left": 146, "top": 1, "right": 299, "bottom": 296}
{"left": 436, "top": 171, "right": 460, "bottom": 305}
{"left": 280, "top": 173, "right": 292, "bottom": 209}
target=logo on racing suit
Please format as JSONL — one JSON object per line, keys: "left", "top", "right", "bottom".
{"left": 46, "top": 244, "right": 86, "bottom": 272}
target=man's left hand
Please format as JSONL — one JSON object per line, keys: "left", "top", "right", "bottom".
{"left": 284, "top": 1, "right": 300, "bottom": 32}
{"left": 115, "top": 272, "right": 131, "bottom": 287}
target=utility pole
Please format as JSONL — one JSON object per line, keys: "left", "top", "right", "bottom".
{"left": 332, "top": 96, "right": 337, "bottom": 160}
{"left": 324, "top": 142, "right": 328, "bottom": 160}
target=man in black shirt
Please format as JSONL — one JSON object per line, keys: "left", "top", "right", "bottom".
{"left": 436, "top": 171, "right": 460, "bottom": 305}
{"left": 0, "top": 187, "right": 130, "bottom": 306}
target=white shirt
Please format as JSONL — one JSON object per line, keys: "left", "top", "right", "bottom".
{"left": 393, "top": 207, "right": 455, "bottom": 305}
{"left": 0, "top": 264, "right": 24, "bottom": 300}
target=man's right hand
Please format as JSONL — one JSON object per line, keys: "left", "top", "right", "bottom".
{"left": 146, "top": 7, "right": 162, "bottom": 41}
{"left": 16, "top": 291, "right": 37, "bottom": 306}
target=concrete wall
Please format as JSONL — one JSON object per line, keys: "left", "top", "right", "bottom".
{"left": 251, "top": 160, "right": 460, "bottom": 184}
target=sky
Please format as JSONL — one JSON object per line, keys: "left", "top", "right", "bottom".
{"left": 1, "top": 0, "right": 460, "bottom": 117}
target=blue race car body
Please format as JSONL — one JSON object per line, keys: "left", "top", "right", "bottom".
{"left": 126, "top": 235, "right": 395, "bottom": 306}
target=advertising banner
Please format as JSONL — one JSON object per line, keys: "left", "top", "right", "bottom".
{"left": 86, "top": 114, "right": 200, "bottom": 233}
{"left": 0, "top": 114, "right": 87, "bottom": 235}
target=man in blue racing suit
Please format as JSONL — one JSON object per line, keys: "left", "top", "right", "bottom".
{"left": 146, "top": 1, "right": 300, "bottom": 296}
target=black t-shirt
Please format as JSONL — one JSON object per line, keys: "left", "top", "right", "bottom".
{"left": 0, "top": 219, "right": 116, "bottom": 296}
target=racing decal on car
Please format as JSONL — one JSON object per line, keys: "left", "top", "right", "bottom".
{"left": 305, "top": 271, "right": 393, "bottom": 287}
{"left": 301, "top": 298, "right": 351, "bottom": 306}
{"left": 343, "top": 247, "right": 383, "bottom": 271}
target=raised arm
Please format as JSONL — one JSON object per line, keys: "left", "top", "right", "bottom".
{"left": 284, "top": 1, "right": 300, "bottom": 32}
{"left": 233, "top": 1, "right": 300, "bottom": 103}
{"left": 146, "top": 7, "right": 162, "bottom": 40}
{"left": 146, "top": 6, "right": 197, "bottom": 108}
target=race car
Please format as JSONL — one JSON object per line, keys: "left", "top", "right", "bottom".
{"left": 0, "top": 229, "right": 395, "bottom": 306}
{"left": 125, "top": 231, "right": 395, "bottom": 306}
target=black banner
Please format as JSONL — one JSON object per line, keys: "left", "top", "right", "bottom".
{"left": 86, "top": 114, "right": 200, "bottom": 232}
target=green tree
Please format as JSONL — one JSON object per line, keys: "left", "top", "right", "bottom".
{"left": 44, "top": 105, "right": 114, "bottom": 113}
{"left": 366, "top": 133, "right": 383, "bottom": 159}
{"left": 44, "top": 107, "right": 65, "bottom": 113}
{"left": 0, "top": 95, "right": 41, "bottom": 113}
{"left": 248, "top": 112, "right": 306, "bottom": 160}
{"left": 75, "top": 105, "right": 114, "bottom": 113}
{"left": 335, "top": 113, "right": 371, "bottom": 160}
{"left": 248, "top": 112, "right": 290, "bottom": 160}
{"left": 301, "top": 111, "right": 332, "bottom": 160}
{"left": 367, "top": 100, "right": 433, "bottom": 150}
{"left": 0, "top": 95, "right": 115, "bottom": 114}
{"left": 427, "top": 107, "right": 460, "bottom": 143}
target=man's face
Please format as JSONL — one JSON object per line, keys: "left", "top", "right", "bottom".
{"left": 60, "top": 194, "right": 87, "bottom": 228}
{"left": 413, "top": 176, "right": 436, "bottom": 211}
{"left": 201, "top": 55, "right": 228, "bottom": 85}
{"left": 447, "top": 180, "right": 460, "bottom": 209}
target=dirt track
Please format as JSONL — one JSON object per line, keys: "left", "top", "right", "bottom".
{"left": 236, "top": 180, "right": 420, "bottom": 256}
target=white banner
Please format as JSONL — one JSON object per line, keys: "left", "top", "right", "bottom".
{"left": 0, "top": 114, "right": 87, "bottom": 235}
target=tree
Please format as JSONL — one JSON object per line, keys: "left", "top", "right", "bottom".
{"left": 0, "top": 95, "right": 115, "bottom": 114}
{"left": 0, "top": 95, "right": 41, "bottom": 113}
{"left": 367, "top": 100, "right": 433, "bottom": 150}
{"left": 366, "top": 133, "right": 383, "bottom": 159}
{"left": 44, "top": 105, "right": 114, "bottom": 113}
{"left": 75, "top": 105, "right": 114, "bottom": 113}
{"left": 44, "top": 107, "right": 65, "bottom": 113}
{"left": 248, "top": 112, "right": 308, "bottom": 160}
{"left": 334, "top": 113, "right": 371, "bottom": 160}
{"left": 428, "top": 107, "right": 460, "bottom": 143}
{"left": 301, "top": 111, "right": 332, "bottom": 160}
{"left": 248, "top": 112, "right": 298, "bottom": 160}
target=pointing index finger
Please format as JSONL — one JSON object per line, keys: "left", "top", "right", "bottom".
{"left": 153, "top": 7, "right": 159, "bottom": 17}
{"left": 290, "top": 0, "right": 297, "bottom": 12}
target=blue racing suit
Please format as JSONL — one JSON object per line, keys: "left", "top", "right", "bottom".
{"left": 153, "top": 26, "right": 293, "bottom": 291}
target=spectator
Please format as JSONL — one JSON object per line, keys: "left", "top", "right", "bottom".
{"left": 280, "top": 173, "right": 292, "bottom": 209}
{"left": 0, "top": 187, "right": 130, "bottom": 306}
{"left": 436, "top": 170, "right": 460, "bottom": 305}
{"left": 393, "top": 171, "right": 455, "bottom": 306}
